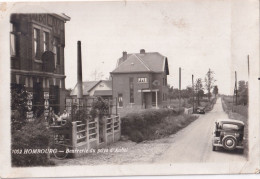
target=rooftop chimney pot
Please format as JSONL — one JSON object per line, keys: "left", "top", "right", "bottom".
{"left": 122, "top": 51, "right": 127, "bottom": 61}
{"left": 140, "top": 49, "right": 145, "bottom": 54}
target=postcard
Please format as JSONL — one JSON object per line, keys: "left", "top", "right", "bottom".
{"left": 0, "top": 0, "right": 259, "bottom": 178}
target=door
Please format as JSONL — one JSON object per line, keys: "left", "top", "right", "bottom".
{"left": 49, "top": 85, "right": 60, "bottom": 114}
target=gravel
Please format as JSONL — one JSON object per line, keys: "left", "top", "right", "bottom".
{"left": 53, "top": 137, "right": 172, "bottom": 166}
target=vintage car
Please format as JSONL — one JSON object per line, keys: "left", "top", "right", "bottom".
{"left": 195, "top": 107, "right": 205, "bottom": 114}
{"left": 212, "top": 119, "right": 245, "bottom": 153}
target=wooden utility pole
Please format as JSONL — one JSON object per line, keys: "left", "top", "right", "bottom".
{"left": 192, "top": 74, "right": 194, "bottom": 113}
{"left": 179, "top": 67, "right": 181, "bottom": 111}
{"left": 232, "top": 71, "right": 238, "bottom": 112}
{"left": 235, "top": 71, "right": 238, "bottom": 105}
{"left": 247, "top": 55, "right": 250, "bottom": 76}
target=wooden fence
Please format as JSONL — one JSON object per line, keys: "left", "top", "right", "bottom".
{"left": 68, "top": 115, "right": 121, "bottom": 157}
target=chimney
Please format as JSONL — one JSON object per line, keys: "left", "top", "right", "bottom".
{"left": 122, "top": 51, "right": 127, "bottom": 61}
{"left": 140, "top": 49, "right": 145, "bottom": 54}
{"left": 77, "top": 41, "right": 83, "bottom": 99}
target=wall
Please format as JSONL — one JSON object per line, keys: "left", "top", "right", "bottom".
{"left": 112, "top": 72, "right": 169, "bottom": 109}
{"left": 10, "top": 14, "right": 69, "bottom": 114}
{"left": 112, "top": 73, "right": 151, "bottom": 108}
{"left": 88, "top": 81, "right": 111, "bottom": 96}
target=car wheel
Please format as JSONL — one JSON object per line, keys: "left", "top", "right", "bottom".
{"left": 222, "top": 136, "right": 237, "bottom": 150}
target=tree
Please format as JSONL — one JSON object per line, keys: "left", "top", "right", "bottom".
{"left": 213, "top": 85, "right": 219, "bottom": 98}
{"left": 194, "top": 78, "right": 203, "bottom": 106}
{"left": 204, "top": 69, "right": 216, "bottom": 101}
{"left": 90, "top": 69, "right": 104, "bottom": 81}
{"left": 237, "top": 81, "right": 248, "bottom": 105}
{"left": 238, "top": 81, "right": 246, "bottom": 93}
{"left": 11, "top": 83, "right": 29, "bottom": 132}
{"left": 168, "top": 86, "right": 179, "bottom": 100}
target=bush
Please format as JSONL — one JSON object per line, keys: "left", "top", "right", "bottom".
{"left": 11, "top": 119, "right": 54, "bottom": 167}
{"left": 121, "top": 109, "right": 198, "bottom": 143}
{"left": 11, "top": 84, "right": 29, "bottom": 132}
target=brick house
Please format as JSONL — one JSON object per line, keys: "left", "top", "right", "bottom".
{"left": 110, "top": 49, "right": 169, "bottom": 110}
{"left": 10, "top": 13, "right": 70, "bottom": 114}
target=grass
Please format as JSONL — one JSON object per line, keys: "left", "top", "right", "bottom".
{"left": 221, "top": 96, "right": 248, "bottom": 157}
{"left": 222, "top": 96, "right": 248, "bottom": 118}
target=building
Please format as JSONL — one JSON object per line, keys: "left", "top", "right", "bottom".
{"left": 70, "top": 80, "right": 112, "bottom": 101}
{"left": 10, "top": 13, "right": 70, "bottom": 114}
{"left": 110, "top": 49, "right": 169, "bottom": 110}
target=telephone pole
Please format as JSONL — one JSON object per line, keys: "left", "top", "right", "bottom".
{"left": 232, "top": 71, "right": 238, "bottom": 112}
{"left": 235, "top": 71, "right": 238, "bottom": 105}
{"left": 192, "top": 74, "right": 194, "bottom": 113}
{"left": 247, "top": 55, "right": 250, "bottom": 76}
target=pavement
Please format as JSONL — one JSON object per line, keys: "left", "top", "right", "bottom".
{"left": 154, "top": 98, "right": 246, "bottom": 163}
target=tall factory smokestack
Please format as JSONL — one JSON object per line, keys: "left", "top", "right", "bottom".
{"left": 77, "top": 41, "right": 83, "bottom": 99}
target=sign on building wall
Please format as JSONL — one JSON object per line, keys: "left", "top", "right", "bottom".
{"left": 26, "top": 92, "right": 33, "bottom": 121}
{"left": 44, "top": 92, "right": 50, "bottom": 119}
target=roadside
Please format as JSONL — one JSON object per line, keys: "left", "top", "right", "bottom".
{"left": 52, "top": 137, "right": 172, "bottom": 166}
{"left": 221, "top": 96, "right": 248, "bottom": 158}
{"left": 155, "top": 98, "right": 246, "bottom": 163}
{"left": 53, "top": 111, "right": 200, "bottom": 166}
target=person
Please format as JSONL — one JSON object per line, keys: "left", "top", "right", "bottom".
{"left": 60, "top": 110, "right": 69, "bottom": 125}
{"left": 48, "top": 108, "right": 56, "bottom": 125}
{"left": 56, "top": 112, "right": 62, "bottom": 125}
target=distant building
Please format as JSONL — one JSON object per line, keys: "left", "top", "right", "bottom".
{"left": 10, "top": 13, "right": 70, "bottom": 114}
{"left": 70, "top": 80, "right": 112, "bottom": 102}
{"left": 110, "top": 49, "right": 169, "bottom": 110}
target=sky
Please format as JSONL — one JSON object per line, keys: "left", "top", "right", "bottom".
{"left": 4, "top": 0, "right": 258, "bottom": 95}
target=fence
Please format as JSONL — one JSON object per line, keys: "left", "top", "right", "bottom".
{"left": 69, "top": 115, "right": 121, "bottom": 157}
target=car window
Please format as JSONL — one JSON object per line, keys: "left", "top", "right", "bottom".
{"left": 222, "top": 124, "right": 240, "bottom": 130}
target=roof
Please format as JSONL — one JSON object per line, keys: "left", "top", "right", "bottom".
{"left": 70, "top": 80, "right": 112, "bottom": 96}
{"left": 53, "top": 13, "right": 71, "bottom": 21}
{"left": 216, "top": 119, "right": 245, "bottom": 126}
{"left": 70, "top": 81, "right": 101, "bottom": 96}
{"left": 111, "top": 52, "right": 169, "bottom": 74}
{"left": 101, "top": 80, "right": 112, "bottom": 89}
{"left": 94, "top": 90, "right": 112, "bottom": 96}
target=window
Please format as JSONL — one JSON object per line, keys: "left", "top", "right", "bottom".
{"left": 162, "top": 93, "right": 167, "bottom": 101}
{"left": 53, "top": 38, "right": 60, "bottom": 67}
{"left": 138, "top": 77, "right": 148, "bottom": 83}
{"left": 43, "top": 31, "right": 49, "bottom": 52}
{"left": 162, "top": 78, "right": 164, "bottom": 86}
{"left": 33, "top": 28, "right": 40, "bottom": 59}
{"left": 10, "top": 23, "right": 18, "bottom": 57}
{"left": 129, "top": 77, "right": 134, "bottom": 103}
{"left": 118, "top": 93, "right": 123, "bottom": 107}
{"left": 163, "top": 77, "right": 167, "bottom": 86}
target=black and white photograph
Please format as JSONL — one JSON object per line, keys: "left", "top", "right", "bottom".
{"left": 0, "top": 0, "right": 259, "bottom": 178}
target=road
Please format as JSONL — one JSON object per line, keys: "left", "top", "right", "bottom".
{"left": 154, "top": 98, "right": 246, "bottom": 163}
{"left": 54, "top": 98, "right": 246, "bottom": 166}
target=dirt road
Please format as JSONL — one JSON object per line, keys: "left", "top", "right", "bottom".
{"left": 54, "top": 98, "right": 246, "bottom": 166}
{"left": 154, "top": 98, "right": 246, "bottom": 163}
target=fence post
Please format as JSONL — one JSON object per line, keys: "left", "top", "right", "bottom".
{"left": 104, "top": 117, "right": 107, "bottom": 144}
{"left": 112, "top": 116, "right": 115, "bottom": 142}
{"left": 72, "top": 122, "right": 77, "bottom": 157}
{"left": 86, "top": 118, "right": 89, "bottom": 149}
{"left": 96, "top": 117, "right": 99, "bottom": 146}
{"left": 118, "top": 115, "right": 121, "bottom": 137}
{"left": 115, "top": 97, "right": 118, "bottom": 115}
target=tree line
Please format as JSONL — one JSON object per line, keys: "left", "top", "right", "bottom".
{"left": 168, "top": 69, "right": 218, "bottom": 106}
